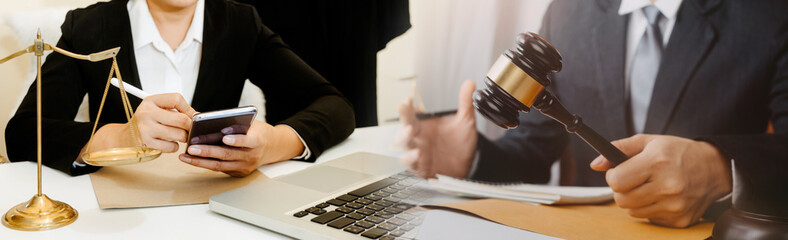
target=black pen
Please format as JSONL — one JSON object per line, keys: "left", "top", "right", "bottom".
{"left": 415, "top": 110, "right": 458, "bottom": 120}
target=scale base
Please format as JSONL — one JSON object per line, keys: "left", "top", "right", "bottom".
{"left": 3, "top": 194, "right": 78, "bottom": 231}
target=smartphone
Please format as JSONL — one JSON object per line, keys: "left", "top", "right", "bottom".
{"left": 187, "top": 106, "right": 257, "bottom": 147}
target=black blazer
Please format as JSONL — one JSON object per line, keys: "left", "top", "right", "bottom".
{"left": 5, "top": 0, "right": 355, "bottom": 176}
{"left": 237, "top": 0, "right": 411, "bottom": 127}
{"left": 471, "top": 0, "right": 788, "bottom": 203}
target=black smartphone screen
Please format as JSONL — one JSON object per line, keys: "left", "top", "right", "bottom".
{"left": 187, "top": 106, "right": 257, "bottom": 147}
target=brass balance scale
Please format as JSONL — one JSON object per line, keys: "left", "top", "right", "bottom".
{"left": 0, "top": 31, "right": 161, "bottom": 231}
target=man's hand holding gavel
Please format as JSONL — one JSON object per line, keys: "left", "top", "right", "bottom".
{"left": 590, "top": 134, "right": 733, "bottom": 228}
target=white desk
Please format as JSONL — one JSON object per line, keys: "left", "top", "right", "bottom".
{"left": 0, "top": 125, "right": 403, "bottom": 239}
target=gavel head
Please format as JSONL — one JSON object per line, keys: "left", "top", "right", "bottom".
{"left": 473, "top": 32, "right": 563, "bottom": 129}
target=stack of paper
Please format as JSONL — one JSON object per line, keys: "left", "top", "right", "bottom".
{"left": 428, "top": 175, "right": 613, "bottom": 205}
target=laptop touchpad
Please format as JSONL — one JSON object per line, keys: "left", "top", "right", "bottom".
{"left": 277, "top": 166, "right": 372, "bottom": 193}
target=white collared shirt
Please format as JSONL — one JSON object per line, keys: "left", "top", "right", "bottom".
{"left": 619, "top": 0, "right": 682, "bottom": 134}
{"left": 128, "top": 0, "right": 203, "bottom": 104}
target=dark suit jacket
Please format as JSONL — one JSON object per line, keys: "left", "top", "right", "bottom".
{"left": 472, "top": 0, "right": 788, "bottom": 215}
{"left": 5, "top": 0, "right": 355, "bottom": 176}
{"left": 236, "top": 0, "right": 411, "bottom": 127}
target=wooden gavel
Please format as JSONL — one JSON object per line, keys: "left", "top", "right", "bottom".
{"left": 473, "top": 32, "right": 629, "bottom": 166}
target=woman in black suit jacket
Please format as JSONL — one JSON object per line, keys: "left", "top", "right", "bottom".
{"left": 5, "top": 0, "right": 355, "bottom": 177}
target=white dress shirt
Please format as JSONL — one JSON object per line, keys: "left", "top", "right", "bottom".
{"left": 619, "top": 0, "right": 682, "bottom": 134}
{"left": 74, "top": 0, "right": 309, "bottom": 169}
{"left": 128, "top": 0, "right": 203, "bottom": 104}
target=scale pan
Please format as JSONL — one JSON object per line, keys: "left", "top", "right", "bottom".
{"left": 82, "top": 147, "right": 162, "bottom": 166}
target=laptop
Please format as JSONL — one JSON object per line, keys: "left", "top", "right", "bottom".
{"left": 209, "top": 152, "right": 464, "bottom": 239}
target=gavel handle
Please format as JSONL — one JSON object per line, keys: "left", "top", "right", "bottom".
{"left": 533, "top": 91, "right": 629, "bottom": 166}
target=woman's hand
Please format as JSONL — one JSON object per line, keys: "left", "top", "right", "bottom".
{"left": 80, "top": 93, "right": 197, "bottom": 162}
{"left": 179, "top": 120, "right": 305, "bottom": 177}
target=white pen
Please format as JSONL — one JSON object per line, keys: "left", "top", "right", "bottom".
{"left": 110, "top": 78, "right": 184, "bottom": 114}
{"left": 110, "top": 78, "right": 150, "bottom": 99}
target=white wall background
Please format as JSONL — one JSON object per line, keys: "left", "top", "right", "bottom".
{"left": 377, "top": 0, "right": 553, "bottom": 140}
{"left": 0, "top": 0, "right": 100, "bottom": 162}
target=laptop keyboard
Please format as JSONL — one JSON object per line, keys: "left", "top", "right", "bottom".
{"left": 292, "top": 171, "right": 427, "bottom": 239}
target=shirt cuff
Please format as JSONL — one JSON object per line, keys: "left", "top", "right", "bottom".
{"left": 283, "top": 125, "right": 311, "bottom": 160}
{"left": 715, "top": 159, "right": 734, "bottom": 203}
{"left": 72, "top": 160, "right": 88, "bottom": 168}
{"left": 716, "top": 192, "right": 733, "bottom": 203}
{"left": 465, "top": 151, "right": 482, "bottom": 179}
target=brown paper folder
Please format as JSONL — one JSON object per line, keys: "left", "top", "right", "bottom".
{"left": 431, "top": 199, "right": 713, "bottom": 240}
{"left": 89, "top": 147, "right": 268, "bottom": 209}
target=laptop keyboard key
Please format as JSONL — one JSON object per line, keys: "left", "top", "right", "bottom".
{"left": 377, "top": 223, "right": 397, "bottom": 231}
{"left": 396, "top": 213, "right": 415, "bottom": 221}
{"left": 315, "top": 203, "right": 329, "bottom": 208}
{"left": 311, "top": 211, "right": 344, "bottom": 224}
{"left": 399, "top": 179, "right": 416, "bottom": 186}
{"left": 349, "top": 178, "right": 398, "bottom": 197}
{"left": 366, "top": 204, "right": 384, "bottom": 211}
{"left": 392, "top": 203, "right": 413, "bottom": 210}
{"left": 337, "top": 194, "right": 358, "bottom": 202}
{"left": 400, "top": 224, "right": 416, "bottom": 231}
{"left": 346, "top": 202, "right": 364, "bottom": 209}
{"left": 373, "top": 191, "right": 391, "bottom": 197}
{"left": 356, "top": 208, "right": 375, "bottom": 216}
{"left": 306, "top": 207, "right": 326, "bottom": 215}
{"left": 327, "top": 199, "right": 346, "bottom": 206}
{"left": 327, "top": 217, "right": 356, "bottom": 229}
{"left": 387, "top": 218, "right": 406, "bottom": 226}
{"left": 356, "top": 198, "right": 373, "bottom": 205}
{"left": 361, "top": 228, "right": 388, "bottom": 239}
{"left": 381, "top": 187, "right": 398, "bottom": 194}
{"left": 391, "top": 193, "right": 409, "bottom": 199}
{"left": 365, "top": 216, "right": 384, "bottom": 224}
{"left": 411, "top": 216, "right": 424, "bottom": 225}
{"left": 347, "top": 212, "right": 365, "bottom": 220}
{"left": 344, "top": 225, "right": 365, "bottom": 234}
{"left": 293, "top": 211, "right": 308, "bottom": 218}
{"left": 355, "top": 220, "right": 375, "bottom": 229}
{"left": 400, "top": 189, "right": 417, "bottom": 195}
{"left": 383, "top": 208, "right": 403, "bottom": 214}
{"left": 387, "top": 196, "right": 403, "bottom": 202}
{"left": 390, "top": 229, "right": 406, "bottom": 237}
{"left": 384, "top": 197, "right": 401, "bottom": 203}
{"left": 365, "top": 195, "right": 382, "bottom": 201}
{"left": 374, "top": 213, "right": 394, "bottom": 219}
{"left": 376, "top": 200, "right": 394, "bottom": 207}
{"left": 336, "top": 207, "right": 354, "bottom": 213}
